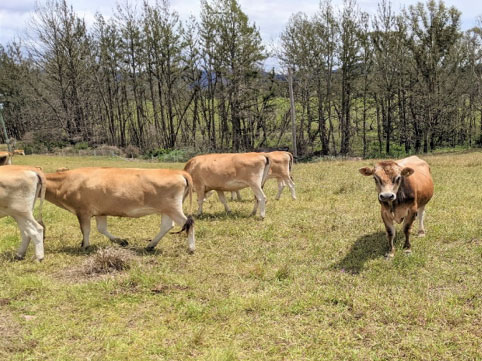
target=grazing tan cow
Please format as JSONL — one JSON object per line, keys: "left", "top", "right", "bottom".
{"left": 359, "top": 156, "right": 434, "bottom": 257}
{"left": 13, "top": 149, "right": 25, "bottom": 156}
{"left": 0, "top": 165, "right": 46, "bottom": 261}
{"left": 184, "top": 152, "right": 270, "bottom": 218}
{"left": 0, "top": 151, "right": 11, "bottom": 165}
{"left": 264, "top": 151, "right": 296, "bottom": 200}
{"left": 221, "top": 151, "right": 295, "bottom": 201}
{"left": 45, "top": 167, "right": 195, "bottom": 253}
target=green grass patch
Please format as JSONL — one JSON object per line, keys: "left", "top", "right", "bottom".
{"left": 1, "top": 152, "right": 481, "bottom": 360}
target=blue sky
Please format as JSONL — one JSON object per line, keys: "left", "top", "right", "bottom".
{"left": 1, "top": 0, "right": 481, "bottom": 68}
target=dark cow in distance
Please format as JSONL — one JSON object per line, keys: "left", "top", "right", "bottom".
{"left": 359, "top": 156, "right": 434, "bottom": 257}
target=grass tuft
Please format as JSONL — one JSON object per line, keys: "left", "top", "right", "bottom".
{"left": 83, "top": 247, "right": 133, "bottom": 275}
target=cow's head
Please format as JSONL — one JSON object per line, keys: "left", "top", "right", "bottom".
{"left": 359, "top": 161, "right": 414, "bottom": 203}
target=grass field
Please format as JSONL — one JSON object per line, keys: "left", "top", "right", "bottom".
{"left": 1, "top": 152, "right": 482, "bottom": 360}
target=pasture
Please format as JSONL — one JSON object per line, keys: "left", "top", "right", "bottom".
{"left": 1, "top": 152, "right": 481, "bottom": 360}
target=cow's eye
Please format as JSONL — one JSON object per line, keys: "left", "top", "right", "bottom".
{"left": 373, "top": 177, "right": 378, "bottom": 184}
{"left": 394, "top": 176, "right": 401, "bottom": 183}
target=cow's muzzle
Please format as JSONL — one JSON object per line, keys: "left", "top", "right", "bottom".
{"left": 379, "top": 192, "right": 396, "bottom": 202}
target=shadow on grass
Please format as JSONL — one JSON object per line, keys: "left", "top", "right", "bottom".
{"left": 0, "top": 250, "right": 18, "bottom": 262}
{"left": 196, "top": 210, "right": 254, "bottom": 221}
{"left": 335, "top": 232, "right": 388, "bottom": 274}
{"left": 50, "top": 244, "right": 101, "bottom": 256}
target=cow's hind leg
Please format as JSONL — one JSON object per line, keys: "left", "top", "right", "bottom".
{"left": 77, "top": 214, "right": 91, "bottom": 249}
{"left": 96, "top": 216, "right": 128, "bottom": 246}
{"left": 146, "top": 214, "right": 174, "bottom": 252}
{"left": 275, "top": 179, "right": 285, "bottom": 200}
{"left": 217, "top": 191, "right": 231, "bottom": 213}
{"left": 15, "top": 216, "right": 44, "bottom": 261}
{"left": 250, "top": 185, "right": 267, "bottom": 219}
{"left": 231, "top": 191, "right": 242, "bottom": 201}
{"left": 402, "top": 210, "right": 417, "bottom": 254}
{"left": 417, "top": 205, "right": 426, "bottom": 237}
{"left": 169, "top": 210, "right": 195, "bottom": 254}
{"left": 286, "top": 177, "right": 296, "bottom": 200}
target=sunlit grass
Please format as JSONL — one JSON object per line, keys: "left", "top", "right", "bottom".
{"left": 1, "top": 152, "right": 481, "bottom": 360}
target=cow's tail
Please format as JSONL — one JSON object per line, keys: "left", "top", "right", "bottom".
{"left": 176, "top": 172, "right": 195, "bottom": 235}
{"left": 261, "top": 155, "right": 271, "bottom": 188}
{"left": 34, "top": 172, "right": 46, "bottom": 237}
{"left": 288, "top": 151, "right": 294, "bottom": 181}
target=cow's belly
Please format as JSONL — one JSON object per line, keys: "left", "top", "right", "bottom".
{"left": 95, "top": 206, "right": 159, "bottom": 218}
{"left": 208, "top": 180, "right": 249, "bottom": 192}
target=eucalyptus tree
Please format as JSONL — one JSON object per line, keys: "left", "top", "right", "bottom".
{"left": 115, "top": 2, "right": 147, "bottom": 149}
{"left": 337, "top": 0, "right": 362, "bottom": 155}
{"left": 199, "top": 0, "right": 266, "bottom": 151}
{"left": 28, "top": 0, "right": 95, "bottom": 142}
{"left": 404, "top": 0, "right": 462, "bottom": 152}
{"left": 143, "top": 0, "right": 187, "bottom": 149}
{"left": 371, "top": 0, "right": 401, "bottom": 154}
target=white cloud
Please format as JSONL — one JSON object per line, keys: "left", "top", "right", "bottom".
{"left": 1, "top": 0, "right": 481, "bottom": 51}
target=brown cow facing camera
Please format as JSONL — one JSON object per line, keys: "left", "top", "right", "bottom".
{"left": 359, "top": 156, "right": 434, "bottom": 257}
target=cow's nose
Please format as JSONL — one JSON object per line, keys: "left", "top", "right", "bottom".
{"left": 379, "top": 192, "right": 395, "bottom": 201}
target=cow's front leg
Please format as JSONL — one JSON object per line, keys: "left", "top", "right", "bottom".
{"left": 381, "top": 210, "right": 396, "bottom": 258}
{"left": 402, "top": 210, "right": 417, "bottom": 254}
{"left": 217, "top": 191, "right": 231, "bottom": 213}
{"left": 95, "top": 216, "right": 128, "bottom": 246}
{"left": 77, "top": 214, "right": 91, "bottom": 249}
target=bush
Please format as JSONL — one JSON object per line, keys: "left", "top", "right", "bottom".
{"left": 96, "top": 145, "right": 124, "bottom": 157}
{"left": 124, "top": 144, "right": 141, "bottom": 158}
{"left": 74, "top": 142, "right": 89, "bottom": 150}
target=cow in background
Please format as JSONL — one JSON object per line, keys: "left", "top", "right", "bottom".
{"left": 359, "top": 156, "right": 434, "bottom": 257}
{"left": 0, "top": 151, "right": 11, "bottom": 165}
{"left": 227, "top": 151, "right": 296, "bottom": 201}
{"left": 184, "top": 152, "right": 270, "bottom": 218}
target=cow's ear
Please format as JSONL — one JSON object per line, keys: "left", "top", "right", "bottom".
{"left": 401, "top": 167, "right": 414, "bottom": 177}
{"left": 359, "top": 167, "right": 374, "bottom": 176}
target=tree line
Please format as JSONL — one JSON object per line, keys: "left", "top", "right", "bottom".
{"left": 0, "top": 0, "right": 481, "bottom": 157}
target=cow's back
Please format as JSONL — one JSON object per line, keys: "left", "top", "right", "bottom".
{"left": 46, "top": 168, "right": 188, "bottom": 217}
{"left": 398, "top": 156, "right": 434, "bottom": 207}
{"left": 185, "top": 153, "right": 268, "bottom": 190}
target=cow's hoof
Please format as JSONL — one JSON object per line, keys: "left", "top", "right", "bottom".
{"left": 14, "top": 254, "right": 24, "bottom": 261}
{"left": 145, "top": 246, "right": 155, "bottom": 253}
{"left": 187, "top": 248, "right": 195, "bottom": 255}
{"left": 114, "top": 238, "right": 128, "bottom": 247}
{"left": 385, "top": 252, "right": 395, "bottom": 259}
{"left": 36, "top": 257, "right": 44, "bottom": 263}
{"left": 404, "top": 249, "right": 412, "bottom": 255}
{"left": 418, "top": 231, "right": 426, "bottom": 237}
